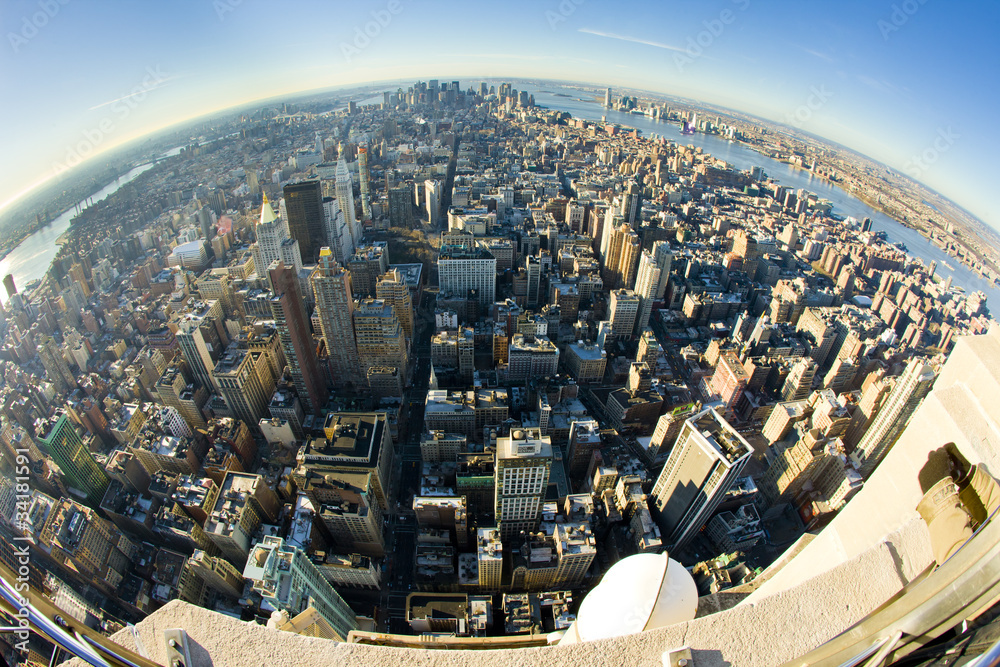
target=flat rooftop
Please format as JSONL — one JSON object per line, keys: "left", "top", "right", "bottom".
{"left": 497, "top": 429, "right": 552, "bottom": 460}
{"left": 568, "top": 342, "right": 606, "bottom": 360}
{"left": 301, "top": 413, "right": 384, "bottom": 462}
{"left": 687, "top": 407, "right": 753, "bottom": 464}
{"left": 171, "top": 475, "right": 215, "bottom": 507}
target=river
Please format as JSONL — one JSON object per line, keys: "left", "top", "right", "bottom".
{"left": 527, "top": 86, "right": 1000, "bottom": 309}
{"left": 7, "top": 89, "right": 996, "bottom": 310}
{"left": 0, "top": 162, "right": 158, "bottom": 306}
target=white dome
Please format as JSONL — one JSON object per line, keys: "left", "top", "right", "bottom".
{"left": 574, "top": 552, "right": 698, "bottom": 642}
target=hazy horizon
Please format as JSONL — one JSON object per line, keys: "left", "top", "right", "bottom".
{"left": 2, "top": 0, "right": 997, "bottom": 231}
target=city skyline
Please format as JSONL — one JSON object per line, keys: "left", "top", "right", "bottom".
{"left": 0, "top": 0, "right": 998, "bottom": 231}
{"left": 0, "top": 59, "right": 997, "bottom": 661}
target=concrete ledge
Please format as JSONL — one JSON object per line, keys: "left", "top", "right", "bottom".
{"left": 747, "top": 331, "right": 1000, "bottom": 603}
{"left": 65, "top": 520, "right": 928, "bottom": 667}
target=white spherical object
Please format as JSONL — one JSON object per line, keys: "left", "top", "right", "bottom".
{"left": 574, "top": 552, "right": 698, "bottom": 642}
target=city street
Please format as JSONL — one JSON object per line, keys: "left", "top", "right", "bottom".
{"left": 369, "top": 281, "right": 436, "bottom": 631}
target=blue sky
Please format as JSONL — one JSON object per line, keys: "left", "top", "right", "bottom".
{"left": 1, "top": 0, "right": 998, "bottom": 229}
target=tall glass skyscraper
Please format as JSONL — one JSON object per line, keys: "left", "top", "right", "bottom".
{"left": 282, "top": 180, "right": 325, "bottom": 263}
{"left": 38, "top": 413, "right": 110, "bottom": 505}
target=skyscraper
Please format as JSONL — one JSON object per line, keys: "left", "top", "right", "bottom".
{"left": 635, "top": 250, "right": 663, "bottom": 331}
{"left": 781, "top": 357, "right": 817, "bottom": 401}
{"left": 213, "top": 347, "right": 275, "bottom": 431}
{"left": 477, "top": 528, "right": 503, "bottom": 590}
{"left": 388, "top": 186, "right": 414, "bottom": 227}
{"left": 269, "top": 261, "right": 328, "bottom": 414}
{"left": 322, "top": 197, "right": 352, "bottom": 264}
{"left": 347, "top": 243, "right": 390, "bottom": 299}
{"left": 283, "top": 180, "right": 325, "bottom": 263}
{"left": 526, "top": 255, "right": 541, "bottom": 308}
{"left": 566, "top": 200, "right": 587, "bottom": 234}
{"left": 608, "top": 289, "right": 640, "bottom": 339}
{"left": 375, "top": 268, "right": 414, "bottom": 340}
{"left": 335, "top": 159, "right": 358, "bottom": 247}
{"left": 251, "top": 194, "right": 302, "bottom": 275}
{"left": 357, "top": 146, "right": 372, "bottom": 220}
{"left": 424, "top": 179, "right": 441, "bottom": 226}
{"left": 311, "top": 248, "right": 363, "bottom": 390}
{"left": 566, "top": 419, "right": 602, "bottom": 481}
{"left": 438, "top": 245, "right": 496, "bottom": 307}
{"left": 155, "top": 364, "right": 208, "bottom": 430}
{"left": 179, "top": 549, "right": 245, "bottom": 606}
{"left": 176, "top": 310, "right": 227, "bottom": 393}
{"left": 37, "top": 335, "right": 77, "bottom": 393}
{"left": 305, "top": 470, "right": 386, "bottom": 555}
{"left": 633, "top": 241, "right": 673, "bottom": 333}
{"left": 852, "top": 359, "right": 937, "bottom": 477}
{"left": 599, "top": 208, "right": 622, "bottom": 260}
{"left": 244, "top": 535, "right": 359, "bottom": 641}
{"left": 604, "top": 222, "right": 640, "bottom": 289}
{"left": 650, "top": 407, "right": 752, "bottom": 551}
{"left": 621, "top": 181, "right": 642, "bottom": 225}
{"left": 3, "top": 274, "right": 16, "bottom": 299}
{"left": 708, "top": 351, "right": 750, "bottom": 415}
{"left": 495, "top": 428, "right": 552, "bottom": 541}
{"left": 205, "top": 472, "right": 281, "bottom": 566}
{"left": 39, "top": 498, "right": 135, "bottom": 593}
{"left": 353, "top": 299, "right": 409, "bottom": 387}
{"left": 38, "top": 413, "right": 110, "bottom": 505}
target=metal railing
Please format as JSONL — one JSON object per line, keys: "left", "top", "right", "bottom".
{"left": 0, "top": 561, "right": 160, "bottom": 667}
{"left": 783, "top": 504, "right": 1000, "bottom": 667}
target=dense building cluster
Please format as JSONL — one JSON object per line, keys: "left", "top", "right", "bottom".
{"left": 0, "top": 78, "right": 991, "bottom": 652}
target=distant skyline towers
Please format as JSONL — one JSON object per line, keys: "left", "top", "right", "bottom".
{"left": 650, "top": 407, "right": 753, "bottom": 551}
{"left": 269, "top": 261, "right": 328, "bottom": 414}
{"left": 311, "top": 248, "right": 363, "bottom": 390}
{"left": 283, "top": 180, "right": 325, "bottom": 263}
{"left": 604, "top": 87, "right": 612, "bottom": 108}
{"left": 3, "top": 274, "right": 16, "bottom": 299}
